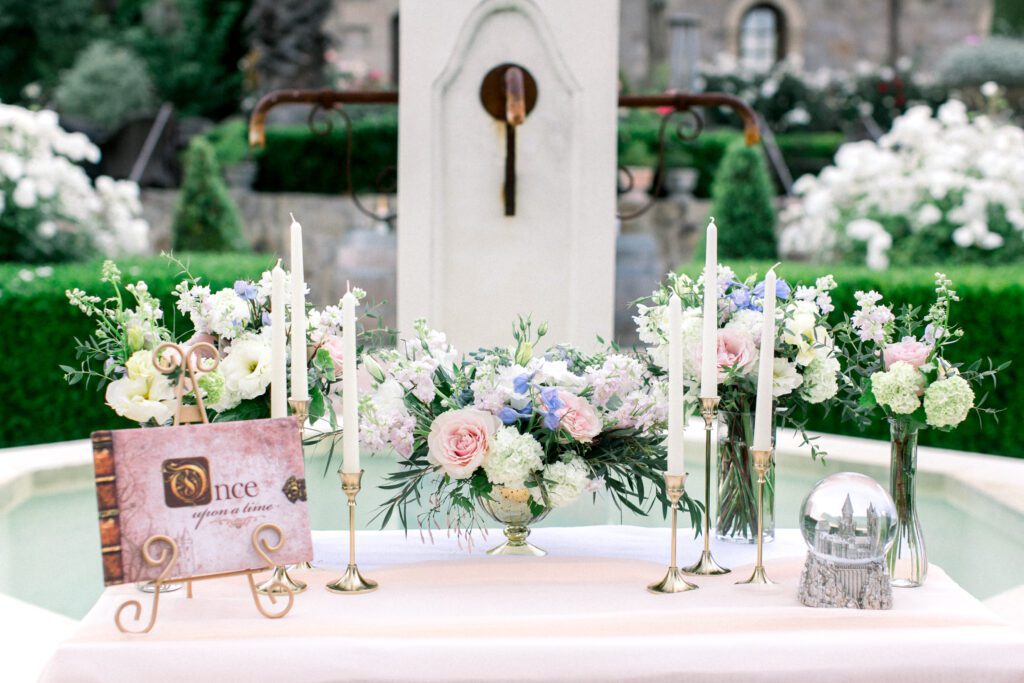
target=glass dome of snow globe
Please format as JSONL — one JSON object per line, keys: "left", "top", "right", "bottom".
{"left": 800, "top": 472, "right": 897, "bottom": 566}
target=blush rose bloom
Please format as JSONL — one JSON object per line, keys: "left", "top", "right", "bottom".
{"left": 320, "top": 334, "right": 345, "bottom": 379}
{"left": 883, "top": 336, "right": 931, "bottom": 370}
{"left": 555, "top": 390, "right": 602, "bottom": 443}
{"left": 427, "top": 408, "right": 501, "bottom": 479}
{"left": 702, "top": 328, "right": 757, "bottom": 380}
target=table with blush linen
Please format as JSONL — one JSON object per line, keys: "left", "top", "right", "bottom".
{"left": 41, "top": 526, "right": 1024, "bottom": 683}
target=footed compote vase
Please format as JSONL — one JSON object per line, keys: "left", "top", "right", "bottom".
{"left": 479, "top": 486, "right": 550, "bottom": 556}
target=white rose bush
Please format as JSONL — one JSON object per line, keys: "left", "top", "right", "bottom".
{"left": 635, "top": 265, "right": 843, "bottom": 541}
{"left": 780, "top": 97, "right": 1024, "bottom": 269}
{"left": 362, "top": 317, "right": 692, "bottom": 543}
{"left": 0, "top": 103, "right": 149, "bottom": 263}
{"left": 62, "top": 257, "right": 382, "bottom": 442}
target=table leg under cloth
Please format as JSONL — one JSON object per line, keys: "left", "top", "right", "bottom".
{"left": 41, "top": 527, "right": 1024, "bottom": 683}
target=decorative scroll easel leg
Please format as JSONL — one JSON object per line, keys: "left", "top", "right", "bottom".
{"left": 115, "top": 535, "right": 179, "bottom": 634}
{"left": 248, "top": 523, "right": 295, "bottom": 618}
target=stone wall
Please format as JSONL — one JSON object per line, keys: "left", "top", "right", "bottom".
{"left": 141, "top": 188, "right": 708, "bottom": 345}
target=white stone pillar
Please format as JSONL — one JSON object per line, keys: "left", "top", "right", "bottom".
{"left": 397, "top": 0, "right": 620, "bottom": 351}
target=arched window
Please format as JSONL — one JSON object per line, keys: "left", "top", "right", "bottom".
{"left": 739, "top": 4, "right": 785, "bottom": 71}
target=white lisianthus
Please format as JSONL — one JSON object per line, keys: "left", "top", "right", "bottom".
{"left": 772, "top": 358, "right": 803, "bottom": 397}
{"left": 534, "top": 459, "right": 590, "bottom": 508}
{"left": 535, "top": 359, "right": 587, "bottom": 392}
{"left": 105, "top": 374, "right": 175, "bottom": 425}
{"left": 484, "top": 427, "right": 544, "bottom": 488}
{"left": 220, "top": 338, "right": 273, "bottom": 400}
{"left": 124, "top": 349, "right": 159, "bottom": 381}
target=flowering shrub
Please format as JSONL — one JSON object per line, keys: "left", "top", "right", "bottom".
{"left": 834, "top": 273, "right": 1005, "bottom": 432}
{"left": 0, "top": 103, "right": 149, "bottom": 263}
{"left": 362, "top": 318, "right": 688, "bottom": 538}
{"left": 699, "top": 56, "right": 947, "bottom": 134}
{"left": 780, "top": 98, "right": 1024, "bottom": 269}
{"left": 635, "top": 265, "right": 842, "bottom": 457}
{"left": 63, "top": 258, "right": 381, "bottom": 433}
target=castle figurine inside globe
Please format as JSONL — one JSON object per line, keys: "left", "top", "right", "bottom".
{"left": 798, "top": 472, "right": 898, "bottom": 609}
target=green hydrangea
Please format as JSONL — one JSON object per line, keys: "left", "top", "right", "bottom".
{"left": 871, "top": 361, "right": 925, "bottom": 415}
{"left": 924, "top": 375, "right": 975, "bottom": 429}
{"left": 198, "top": 370, "right": 226, "bottom": 407}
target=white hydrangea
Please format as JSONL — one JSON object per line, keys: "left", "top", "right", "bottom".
{"left": 780, "top": 99, "right": 1024, "bottom": 268}
{"left": 483, "top": 427, "right": 544, "bottom": 488}
{"left": 871, "top": 361, "right": 925, "bottom": 415}
{"left": 534, "top": 459, "right": 590, "bottom": 508}
{"left": 923, "top": 375, "right": 975, "bottom": 429}
{"left": 801, "top": 356, "right": 840, "bottom": 404}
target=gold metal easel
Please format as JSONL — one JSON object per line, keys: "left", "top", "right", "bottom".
{"left": 112, "top": 343, "right": 298, "bottom": 634}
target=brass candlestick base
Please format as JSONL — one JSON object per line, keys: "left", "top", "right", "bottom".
{"left": 737, "top": 449, "right": 775, "bottom": 586}
{"left": 258, "top": 397, "right": 313, "bottom": 595}
{"left": 648, "top": 474, "right": 698, "bottom": 594}
{"left": 256, "top": 565, "right": 307, "bottom": 595}
{"left": 684, "top": 396, "right": 730, "bottom": 576}
{"left": 326, "top": 470, "right": 378, "bottom": 594}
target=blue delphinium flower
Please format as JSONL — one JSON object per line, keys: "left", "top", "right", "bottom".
{"left": 261, "top": 311, "right": 272, "bottom": 327}
{"left": 498, "top": 402, "right": 534, "bottom": 425}
{"left": 538, "top": 387, "right": 564, "bottom": 430}
{"left": 753, "top": 278, "right": 791, "bottom": 301}
{"left": 513, "top": 372, "right": 535, "bottom": 395}
{"left": 729, "top": 286, "right": 753, "bottom": 310}
{"left": 234, "top": 280, "right": 258, "bottom": 301}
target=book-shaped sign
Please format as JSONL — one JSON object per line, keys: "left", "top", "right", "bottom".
{"left": 92, "top": 418, "right": 313, "bottom": 584}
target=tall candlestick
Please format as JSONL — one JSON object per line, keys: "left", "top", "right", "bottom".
{"left": 289, "top": 215, "right": 308, "bottom": 403}
{"left": 341, "top": 289, "right": 360, "bottom": 474}
{"left": 700, "top": 217, "right": 718, "bottom": 399}
{"left": 667, "top": 293, "right": 685, "bottom": 475}
{"left": 753, "top": 268, "right": 776, "bottom": 452}
{"left": 270, "top": 261, "right": 287, "bottom": 419}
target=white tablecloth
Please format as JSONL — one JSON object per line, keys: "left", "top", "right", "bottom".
{"left": 41, "top": 526, "right": 1024, "bottom": 683}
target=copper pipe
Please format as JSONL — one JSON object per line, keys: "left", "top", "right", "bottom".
{"left": 248, "top": 89, "right": 399, "bottom": 149}
{"left": 504, "top": 67, "right": 526, "bottom": 126}
{"left": 619, "top": 92, "right": 761, "bottom": 145}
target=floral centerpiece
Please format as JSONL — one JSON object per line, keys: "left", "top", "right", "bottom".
{"left": 834, "top": 272, "right": 1006, "bottom": 586}
{"left": 359, "top": 317, "right": 692, "bottom": 555}
{"left": 635, "top": 266, "right": 843, "bottom": 542}
{"left": 63, "top": 257, "right": 380, "bottom": 445}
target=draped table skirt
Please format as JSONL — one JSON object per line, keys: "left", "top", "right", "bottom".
{"left": 41, "top": 526, "right": 1024, "bottom": 683}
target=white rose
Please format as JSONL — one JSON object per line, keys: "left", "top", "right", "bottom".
{"left": 105, "top": 375, "right": 175, "bottom": 425}
{"left": 220, "top": 339, "right": 273, "bottom": 400}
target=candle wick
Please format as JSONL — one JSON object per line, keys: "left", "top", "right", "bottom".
{"left": 346, "top": 280, "right": 351, "bottom": 293}
{"left": 289, "top": 212, "right": 296, "bottom": 223}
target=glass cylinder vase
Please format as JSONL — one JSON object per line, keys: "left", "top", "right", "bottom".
{"left": 716, "top": 409, "right": 775, "bottom": 543}
{"left": 887, "top": 418, "right": 927, "bottom": 587}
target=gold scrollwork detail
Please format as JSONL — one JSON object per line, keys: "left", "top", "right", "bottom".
{"left": 114, "top": 535, "right": 179, "bottom": 634}
{"left": 247, "top": 523, "right": 294, "bottom": 619}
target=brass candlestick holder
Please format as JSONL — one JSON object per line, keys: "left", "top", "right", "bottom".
{"left": 257, "top": 397, "right": 311, "bottom": 596}
{"left": 736, "top": 448, "right": 775, "bottom": 585}
{"left": 647, "top": 473, "right": 698, "bottom": 594}
{"left": 326, "top": 470, "right": 378, "bottom": 594}
{"left": 683, "top": 396, "right": 730, "bottom": 576}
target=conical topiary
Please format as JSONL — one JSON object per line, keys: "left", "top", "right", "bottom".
{"left": 172, "top": 137, "right": 248, "bottom": 252}
{"left": 710, "top": 139, "right": 777, "bottom": 260}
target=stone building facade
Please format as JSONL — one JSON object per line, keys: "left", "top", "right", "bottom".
{"left": 323, "top": 0, "right": 993, "bottom": 89}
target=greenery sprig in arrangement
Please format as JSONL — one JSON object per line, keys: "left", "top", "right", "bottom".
{"left": 359, "top": 317, "right": 700, "bottom": 542}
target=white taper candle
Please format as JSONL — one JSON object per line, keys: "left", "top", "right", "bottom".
{"left": 341, "top": 288, "right": 360, "bottom": 474}
{"left": 753, "top": 268, "right": 776, "bottom": 452}
{"left": 270, "top": 261, "right": 287, "bottom": 419}
{"left": 289, "top": 215, "right": 308, "bottom": 402}
{"left": 700, "top": 217, "right": 718, "bottom": 399}
{"left": 667, "top": 293, "right": 685, "bottom": 475}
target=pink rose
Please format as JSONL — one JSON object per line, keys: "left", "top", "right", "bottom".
{"left": 705, "top": 328, "right": 757, "bottom": 380}
{"left": 554, "top": 390, "right": 602, "bottom": 443}
{"left": 427, "top": 408, "right": 501, "bottom": 479}
{"left": 320, "top": 335, "right": 345, "bottom": 379}
{"left": 883, "top": 336, "right": 931, "bottom": 369}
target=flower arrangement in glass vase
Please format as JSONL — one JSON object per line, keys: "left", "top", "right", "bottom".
{"left": 63, "top": 257, "right": 383, "bottom": 449}
{"left": 360, "top": 317, "right": 697, "bottom": 555}
{"left": 635, "top": 265, "right": 843, "bottom": 543}
{"left": 834, "top": 272, "right": 1006, "bottom": 587}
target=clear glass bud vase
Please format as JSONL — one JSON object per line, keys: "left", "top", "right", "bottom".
{"left": 716, "top": 410, "right": 775, "bottom": 543}
{"left": 888, "top": 418, "right": 927, "bottom": 587}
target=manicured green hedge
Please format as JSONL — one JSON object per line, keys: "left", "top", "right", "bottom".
{"left": 241, "top": 112, "right": 842, "bottom": 197}
{"left": 681, "top": 261, "right": 1023, "bottom": 458}
{"left": 0, "top": 254, "right": 276, "bottom": 448}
